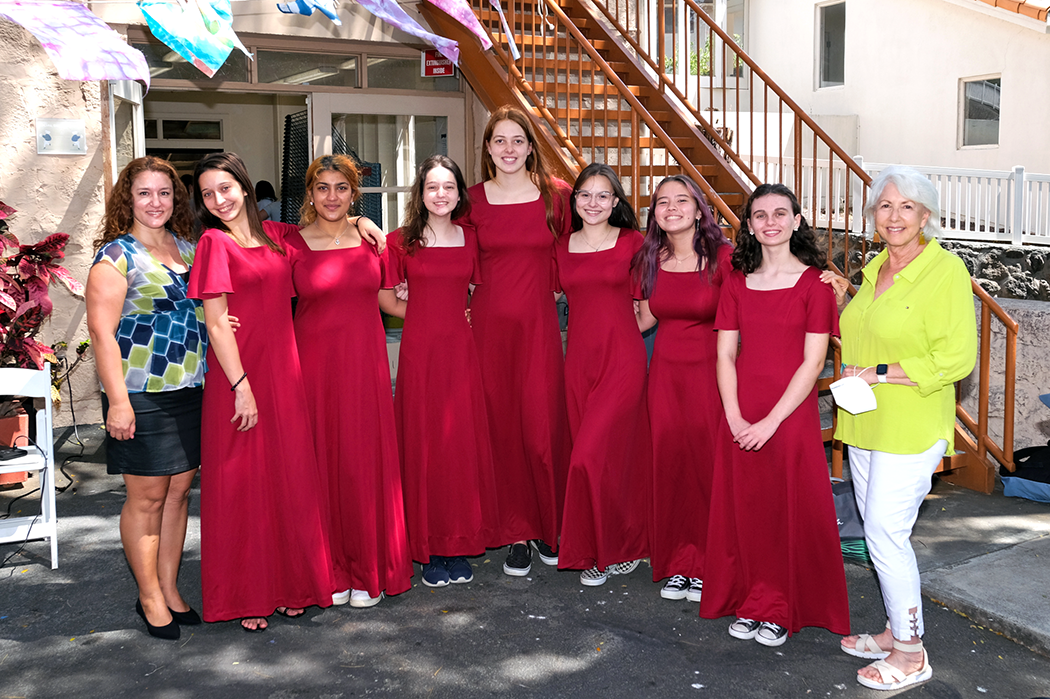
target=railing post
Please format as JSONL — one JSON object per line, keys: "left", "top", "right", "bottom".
{"left": 1011, "top": 165, "right": 1025, "bottom": 245}
{"left": 851, "top": 155, "right": 867, "bottom": 237}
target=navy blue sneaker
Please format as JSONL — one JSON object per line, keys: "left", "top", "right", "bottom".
{"left": 422, "top": 556, "right": 450, "bottom": 587}
{"left": 446, "top": 557, "right": 474, "bottom": 584}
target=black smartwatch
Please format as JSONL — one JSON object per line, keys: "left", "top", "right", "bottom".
{"left": 876, "top": 364, "right": 888, "bottom": 383}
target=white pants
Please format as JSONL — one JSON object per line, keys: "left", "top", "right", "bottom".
{"left": 848, "top": 439, "right": 947, "bottom": 640}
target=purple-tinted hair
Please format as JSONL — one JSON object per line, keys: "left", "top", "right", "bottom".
{"left": 630, "top": 175, "right": 730, "bottom": 298}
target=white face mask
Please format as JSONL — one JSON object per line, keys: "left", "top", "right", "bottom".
{"left": 830, "top": 376, "right": 878, "bottom": 415}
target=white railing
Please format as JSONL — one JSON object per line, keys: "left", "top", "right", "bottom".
{"left": 738, "top": 155, "right": 1050, "bottom": 246}
{"left": 859, "top": 159, "right": 1050, "bottom": 246}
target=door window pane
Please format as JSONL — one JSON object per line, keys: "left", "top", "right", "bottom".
{"left": 962, "top": 78, "right": 1000, "bottom": 147}
{"left": 332, "top": 113, "right": 449, "bottom": 228}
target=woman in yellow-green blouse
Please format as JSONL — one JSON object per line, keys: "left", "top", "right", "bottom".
{"left": 832, "top": 166, "right": 976, "bottom": 692}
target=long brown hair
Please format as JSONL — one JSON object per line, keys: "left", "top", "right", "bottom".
{"left": 399, "top": 155, "right": 470, "bottom": 255}
{"left": 94, "top": 156, "right": 195, "bottom": 253}
{"left": 481, "top": 105, "right": 563, "bottom": 238}
{"left": 193, "top": 152, "right": 282, "bottom": 254}
{"left": 298, "top": 154, "right": 361, "bottom": 226}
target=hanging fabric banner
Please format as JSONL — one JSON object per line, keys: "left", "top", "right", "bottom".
{"left": 0, "top": 2, "right": 151, "bottom": 87}
{"left": 276, "top": 0, "right": 341, "bottom": 25}
{"left": 488, "top": 0, "right": 520, "bottom": 61}
{"left": 425, "top": 0, "right": 491, "bottom": 50}
{"left": 137, "top": 0, "right": 252, "bottom": 78}
{"left": 355, "top": 0, "right": 459, "bottom": 64}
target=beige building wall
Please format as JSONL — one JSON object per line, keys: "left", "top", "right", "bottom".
{"left": 746, "top": 0, "right": 1050, "bottom": 173}
{"left": 0, "top": 21, "right": 105, "bottom": 427}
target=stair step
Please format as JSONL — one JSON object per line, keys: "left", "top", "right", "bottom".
{"left": 573, "top": 135, "right": 695, "bottom": 150}
{"left": 542, "top": 106, "right": 672, "bottom": 123}
{"left": 525, "top": 80, "right": 643, "bottom": 97}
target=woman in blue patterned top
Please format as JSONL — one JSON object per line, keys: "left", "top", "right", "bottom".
{"left": 86, "top": 156, "right": 208, "bottom": 641}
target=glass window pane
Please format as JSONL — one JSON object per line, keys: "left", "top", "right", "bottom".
{"left": 366, "top": 57, "right": 459, "bottom": 92}
{"left": 963, "top": 78, "right": 1000, "bottom": 147}
{"left": 144, "top": 119, "right": 158, "bottom": 139}
{"left": 332, "top": 113, "right": 449, "bottom": 189}
{"left": 819, "top": 3, "right": 845, "bottom": 88}
{"left": 114, "top": 99, "right": 136, "bottom": 174}
{"left": 257, "top": 50, "right": 358, "bottom": 87}
{"left": 132, "top": 42, "right": 248, "bottom": 82}
{"left": 161, "top": 120, "right": 222, "bottom": 140}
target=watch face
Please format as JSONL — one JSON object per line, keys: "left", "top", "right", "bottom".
{"left": 876, "top": 364, "right": 888, "bottom": 375}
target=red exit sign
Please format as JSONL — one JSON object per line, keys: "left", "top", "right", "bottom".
{"left": 421, "top": 49, "right": 455, "bottom": 77}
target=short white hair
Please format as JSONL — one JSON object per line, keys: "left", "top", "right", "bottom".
{"left": 864, "top": 165, "right": 942, "bottom": 238}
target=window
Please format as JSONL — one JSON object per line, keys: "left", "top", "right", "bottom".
{"left": 818, "top": 2, "right": 845, "bottom": 88}
{"left": 960, "top": 77, "right": 1000, "bottom": 147}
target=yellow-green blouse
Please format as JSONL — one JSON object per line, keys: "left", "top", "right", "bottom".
{"left": 835, "top": 238, "right": 977, "bottom": 455}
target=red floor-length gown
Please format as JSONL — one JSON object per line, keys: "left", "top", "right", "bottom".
{"left": 286, "top": 231, "right": 412, "bottom": 599}
{"left": 388, "top": 227, "right": 500, "bottom": 561}
{"left": 466, "top": 181, "right": 572, "bottom": 547}
{"left": 647, "top": 244, "right": 732, "bottom": 582}
{"left": 555, "top": 229, "right": 651, "bottom": 570}
{"left": 190, "top": 222, "right": 334, "bottom": 622}
{"left": 700, "top": 266, "right": 850, "bottom": 635}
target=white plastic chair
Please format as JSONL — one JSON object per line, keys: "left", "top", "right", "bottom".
{"left": 0, "top": 364, "right": 57, "bottom": 568}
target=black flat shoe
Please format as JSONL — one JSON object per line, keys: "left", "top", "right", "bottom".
{"left": 168, "top": 606, "right": 202, "bottom": 625}
{"left": 240, "top": 618, "right": 268, "bottom": 633}
{"left": 135, "top": 600, "right": 180, "bottom": 640}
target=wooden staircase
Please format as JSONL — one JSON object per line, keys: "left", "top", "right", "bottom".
{"left": 421, "top": 0, "right": 749, "bottom": 225}
{"left": 421, "top": 0, "right": 1019, "bottom": 493}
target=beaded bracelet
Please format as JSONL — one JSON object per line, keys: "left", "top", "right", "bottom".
{"left": 231, "top": 371, "right": 247, "bottom": 391}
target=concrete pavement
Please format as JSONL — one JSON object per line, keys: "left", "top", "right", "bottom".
{"left": 2, "top": 425, "right": 1050, "bottom": 698}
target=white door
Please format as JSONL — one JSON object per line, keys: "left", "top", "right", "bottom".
{"left": 310, "top": 93, "right": 466, "bottom": 232}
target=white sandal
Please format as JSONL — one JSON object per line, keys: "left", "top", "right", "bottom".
{"left": 841, "top": 620, "right": 891, "bottom": 659}
{"left": 856, "top": 639, "right": 933, "bottom": 691}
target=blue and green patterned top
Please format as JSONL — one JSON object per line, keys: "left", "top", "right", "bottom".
{"left": 92, "top": 233, "right": 208, "bottom": 393}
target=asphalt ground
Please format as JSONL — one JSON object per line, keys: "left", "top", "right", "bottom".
{"left": 2, "top": 426, "right": 1050, "bottom": 698}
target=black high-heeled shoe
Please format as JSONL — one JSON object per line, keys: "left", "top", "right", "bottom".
{"left": 168, "top": 606, "right": 202, "bottom": 625}
{"left": 135, "top": 600, "right": 180, "bottom": 640}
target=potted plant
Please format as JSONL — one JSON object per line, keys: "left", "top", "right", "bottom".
{"left": 0, "top": 201, "right": 84, "bottom": 485}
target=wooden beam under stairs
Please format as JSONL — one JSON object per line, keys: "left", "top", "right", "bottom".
{"left": 937, "top": 424, "right": 996, "bottom": 494}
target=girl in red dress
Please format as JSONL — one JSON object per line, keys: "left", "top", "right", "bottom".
{"left": 189, "top": 152, "right": 334, "bottom": 632}
{"left": 555, "top": 163, "right": 650, "bottom": 586}
{"left": 699, "top": 183, "right": 849, "bottom": 647}
{"left": 378, "top": 155, "right": 500, "bottom": 588}
{"left": 285, "top": 155, "right": 412, "bottom": 609}
{"left": 466, "top": 106, "right": 572, "bottom": 576}
{"left": 633, "top": 175, "right": 732, "bottom": 603}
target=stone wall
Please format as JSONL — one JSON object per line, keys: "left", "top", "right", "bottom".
{"left": 830, "top": 236, "right": 1050, "bottom": 302}
{"left": 0, "top": 22, "right": 103, "bottom": 427}
{"left": 961, "top": 298, "right": 1050, "bottom": 457}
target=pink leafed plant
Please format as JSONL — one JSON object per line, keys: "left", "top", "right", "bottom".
{"left": 0, "top": 201, "right": 85, "bottom": 370}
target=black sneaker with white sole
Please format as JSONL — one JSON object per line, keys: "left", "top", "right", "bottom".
{"left": 755, "top": 622, "right": 788, "bottom": 647}
{"left": 728, "top": 617, "right": 761, "bottom": 640}
{"left": 660, "top": 574, "right": 690, "bottom": 600}
{"left": 530, "top": 540, "right": 558, "bottom": 566}
{"left": 503, "top": 543, "right": 532, "bottom": 576}
{"left": 685, "top": 577, "right": 703, "bottom": 603}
